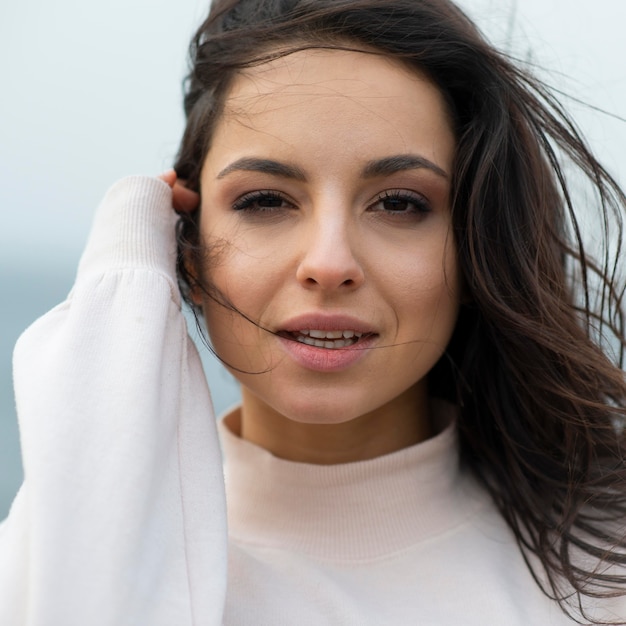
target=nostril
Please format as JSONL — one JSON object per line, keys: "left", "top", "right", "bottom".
{"left": 296, "top": 249, "right": 365, "bottom": 290}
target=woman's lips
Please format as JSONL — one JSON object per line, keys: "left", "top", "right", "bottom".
{"left": 281, "top": 329, "right": 364, "bottom": 349}
{"left": 279, "top": 313, "right": 376, "bottom": 335}
{"left": 276, "top": 315, "right": 378, "bottom": 372}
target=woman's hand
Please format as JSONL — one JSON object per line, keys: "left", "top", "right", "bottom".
{"left": 158, "top": 169, "right": 199, "bottom": 213}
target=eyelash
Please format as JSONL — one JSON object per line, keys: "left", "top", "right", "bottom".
{"left": 232, "top": 190, "right": 292, "bottom": 212}
{"left": 368, "top": 190, "right": 431, "bottom": 216}
{"left": 231, "top": 189, "right": 431, "bottom": 217}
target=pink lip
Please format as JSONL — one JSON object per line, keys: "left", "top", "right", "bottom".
{"left": 277, "top": 313, "right": 378, "bottom": 373}
{"left": 279, "top": 313, "right": 376, "bottom": 335}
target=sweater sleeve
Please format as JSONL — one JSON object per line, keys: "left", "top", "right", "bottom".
{"left": 0, "top": 177, "right": 228, "bottom": 626}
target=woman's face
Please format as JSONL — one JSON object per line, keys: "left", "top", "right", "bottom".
{"left": 197, "top": 48, "right": 459, "bottom": 443}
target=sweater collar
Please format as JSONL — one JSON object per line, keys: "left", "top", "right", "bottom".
{"left": 219, "top": 401, "right": 487, "bottom": 562}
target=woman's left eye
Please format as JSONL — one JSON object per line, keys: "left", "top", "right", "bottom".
{"left": 368, "top": 190, "right": 431, "bottom": 217}
{"left": 232, "top": 190, "right": 294, "bottom": 213}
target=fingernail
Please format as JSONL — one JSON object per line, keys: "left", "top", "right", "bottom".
{"left": 157, "top": 169, "right": 176, "bottom": 181}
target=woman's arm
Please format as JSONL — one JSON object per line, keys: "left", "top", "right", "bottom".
{"left": 0, "top": 176, "right": 227, "bottom": 625}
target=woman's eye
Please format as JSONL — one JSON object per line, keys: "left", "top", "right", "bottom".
{"left": 369, "top": 190, "right": 431, "bottom": 217}
{"left": 232, "top": 191, "right": 293, "bottom": 212}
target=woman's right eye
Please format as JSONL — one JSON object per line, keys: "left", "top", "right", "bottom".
{"left": 232, "top": 190, "right": 294, "bottom": 212}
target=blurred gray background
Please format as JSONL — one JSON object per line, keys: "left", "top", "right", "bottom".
{"left": 1, "top": 0, "right": 625, "bottom": 518}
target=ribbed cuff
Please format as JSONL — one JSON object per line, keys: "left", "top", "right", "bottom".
{"left": 76, "top": 176, "right": 179, "bottom": 282}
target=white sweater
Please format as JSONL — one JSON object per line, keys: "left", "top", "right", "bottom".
{"left": 0, "top": 176, "right": 623, "bottom": 625}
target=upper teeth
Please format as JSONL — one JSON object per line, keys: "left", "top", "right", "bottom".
{"left": 299, "top": 330, "right": 363, "bottom": 339}
{"left": 293, "top": 329, "right": 364, "bottom": 349}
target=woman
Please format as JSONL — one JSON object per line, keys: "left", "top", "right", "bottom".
{"left": 1, "top": 0, "right": 625, "bottom": 624}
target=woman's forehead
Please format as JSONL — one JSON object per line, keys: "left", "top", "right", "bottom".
{"left": 226, "top": 48, "right": 436, "bottom": 105}
{"left": 209, "top": 48, "right": 456, "bottom": 174}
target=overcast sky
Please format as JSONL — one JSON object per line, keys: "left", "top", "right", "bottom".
{"left": 0, "top": 0, "right": 624, "bottom": 270}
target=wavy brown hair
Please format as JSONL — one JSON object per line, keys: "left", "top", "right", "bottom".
{"left": 173, "top": 0, "right": 626, "bottom": 622}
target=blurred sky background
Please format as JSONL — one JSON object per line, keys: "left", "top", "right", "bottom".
{"left": 1, "top": 0, "right": 625, "bottom": 518}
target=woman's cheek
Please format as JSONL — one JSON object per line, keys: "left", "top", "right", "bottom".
{"left": 202, "top": 239, "right": 286, "bottom": 339}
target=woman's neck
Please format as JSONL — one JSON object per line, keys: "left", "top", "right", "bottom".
{"left": 238, "top": 384, "right": 432, "bottom": 464}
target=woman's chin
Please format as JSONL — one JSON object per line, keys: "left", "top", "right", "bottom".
{"left": 270, "top": 399, "right": 369, "bottom": 426}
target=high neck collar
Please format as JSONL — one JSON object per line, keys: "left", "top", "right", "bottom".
{"left": 219, "top": 402, "right": 488, "bottom": 562}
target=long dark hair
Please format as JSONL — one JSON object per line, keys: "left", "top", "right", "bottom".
{"left": 174, "top": 0, "right": 626, "bottom": 622}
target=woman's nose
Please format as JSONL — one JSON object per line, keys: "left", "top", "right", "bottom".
{"left": 295, "top": 217, "right": 365, "bottom": 291}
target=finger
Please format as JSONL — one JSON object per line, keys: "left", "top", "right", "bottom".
{"left": 172, "top": 182, "right": 200, "bottom": 213}
{"left": 157, "top": 169, "right": 177, "bottom": 188}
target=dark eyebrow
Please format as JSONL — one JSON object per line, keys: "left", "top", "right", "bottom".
{"left": 216, "top": 154, "right": 449, "bottom": 182}
{"left": 362, "top": 155, "right": 449, "bottom": 179}
{"left": 217, "top": 157, "right": 307, "bottom": 181}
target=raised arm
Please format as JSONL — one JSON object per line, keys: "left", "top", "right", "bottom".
{"left": 0, "top": 176, "right": 227, "bottom": 625}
